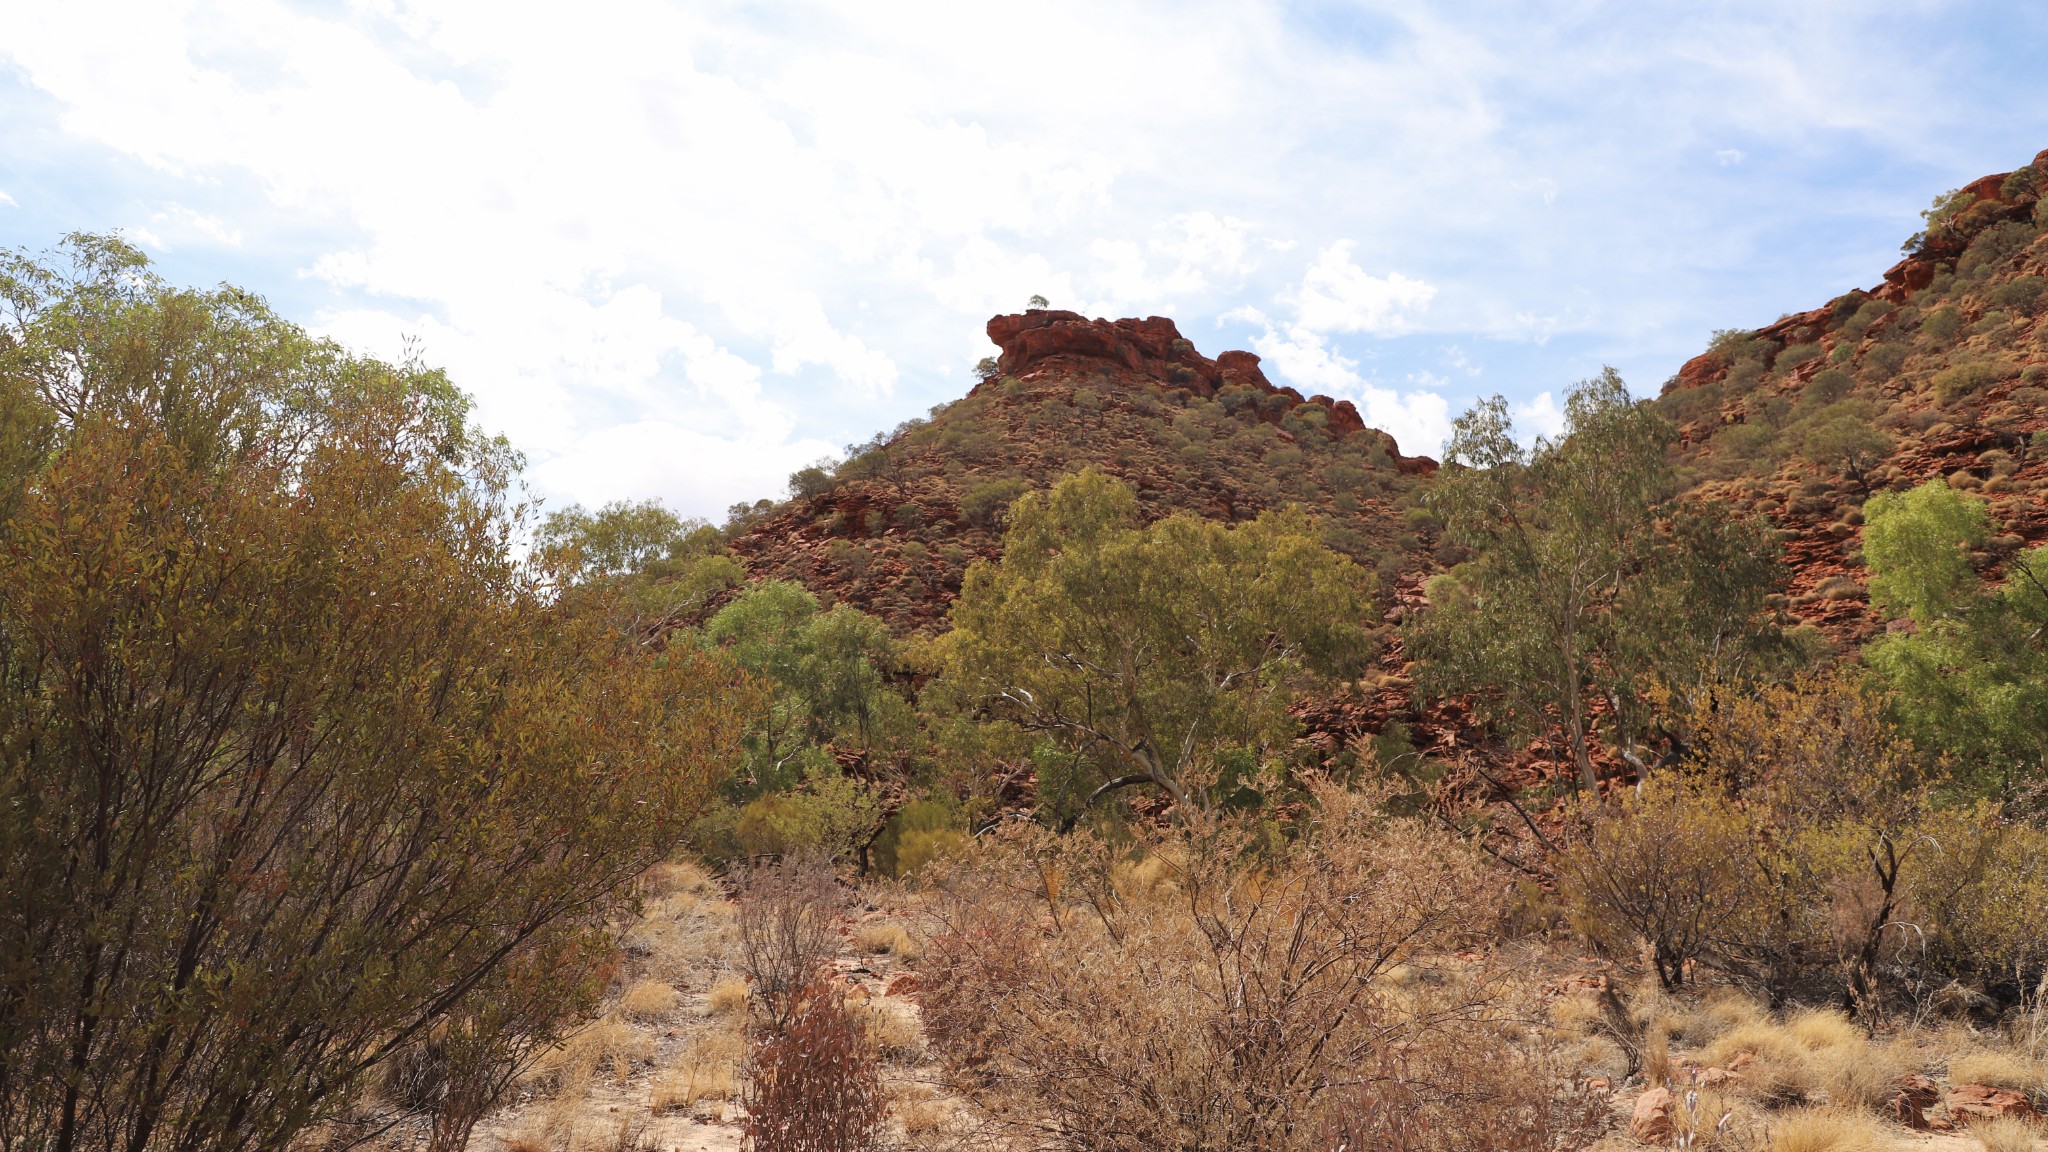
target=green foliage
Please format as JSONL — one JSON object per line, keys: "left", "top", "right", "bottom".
{"left": 1922, "top": 305, "right": 1962, "bottom": 344}
{"left": 1862, "top": 480, "right": 2048, "bottom": 795}
{"left": 1902, "top": 186, "right": 1974, "bottom": 253}
{"left": 1797, "top": 402, "right": 1893, "bottom": 488}
{"left": 1776, "top": 342, "right": 1821, "bottom": 369}
{"left": 1990, "top": 274, "right": 2046, "bottom": 316}
{"left": 0, "top": 236, "right": 748, "bottom": 1152}
{"left": 705, "top": 582, "right": 908, "bottom": 778}
{"left": 937, "top": 468, "right": 1372, "bottom": 819}
{"left": 1932, "top": 361, "right": 2003, "bottom": 403}
{"left": 537, "top": 497, "right": 722, "bottom": 581}
{"left": 872, "top": 799, "right": 967, "bottom": 877}
{"left": 1406, "top": 370, "right": 1786, "bottom": 789}
{"left": 788, "top": 458, "right": 839, "bottom": 499}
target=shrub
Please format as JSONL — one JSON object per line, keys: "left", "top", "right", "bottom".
{"left": 735, "top": 858, "right": 845, "bottom": 1033}
{"left": 920, "top": 781, "right": 1562, "bottom": 1150}
{"left": 1777, "top": 342, "right": 1823, "bottom": 368}
{"left": 0, "top": 237, "right": 745, "bottom": 1152}
{"left": 740, "top": 983, "right": 886, "bottom": 1152}
{"left": 1923, "top": 305, "right": 1963, "bottom": 344}
{"left": 1934, "top": 361, "right": 2004, "bottom": 402}
{"left": 1992, "top": 275, "right": 2047, "bottom": 316}
{"left": 959, "top": 475, "right": 1030, "bottom": 527}
{"left": 1560, "top": 778, "right": 1748, "bottom": 988}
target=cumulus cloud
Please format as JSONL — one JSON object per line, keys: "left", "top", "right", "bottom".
{"left": 1286, "top": 242, "right": 1436, "bottom": 335}
{"left": 1233, "top": 248, "right": 1450, "bottom": 455}
{"left": 1512, "top": 390, "right": 1568, "bottom": 443}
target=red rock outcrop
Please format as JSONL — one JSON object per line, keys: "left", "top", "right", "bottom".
{"left": 982, "top": 310, "right": 1410, "bottom": 460}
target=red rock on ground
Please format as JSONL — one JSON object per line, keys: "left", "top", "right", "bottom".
{"left": 1630, "top": 1087, "right": 1675, "bottom": 1142}
{"left": 1946, "top": 1083, "right": 2040, "bottom": 1126}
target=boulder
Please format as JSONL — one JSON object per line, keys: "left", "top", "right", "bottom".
{"left": 1630, "top": 1086, "right": 1675, "bottom": 1142}
{"left": 1947, "top": 1083, "right": 2039, "bottom": 1126}
{"left": 1883, "top": 1074, "right": 1940, "bottom": 1130}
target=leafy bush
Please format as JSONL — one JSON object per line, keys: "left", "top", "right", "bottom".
{"left": 959, "top": 475, "right": 1030, "bottom": 527}
{"left": 1933, "top": 361, "right": 2003, "bottom": 402}
{"left": 1991, "top": 274, "right": 2046, "bottom": 316}
{"left": 741, "top": 982, "right": 885, "bottom": 1152}
{"left": 1922, "top": 305, "right": 1962, "bottom": 344}
{"left": 0, "top": 236, "right": 747, "bottom": 1152}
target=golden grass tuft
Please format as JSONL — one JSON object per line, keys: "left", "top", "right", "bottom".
{"left": 618, "top": 980, "right": 678, "bottom": 1021}
{"left": 1786, "top": 1009, "right": 1863, "bottom": 1053}
{"left": 1952, "top": 1050, "right": 2048, "bottom": 1094}
{"left": 641, "top": 858, "right": 713, "bottom": 898}
{"left": 529, "top": 1014, "right": 650, "bottom": 1098}
{"left": 1975, "top": 1117, "right": 2044, "bottom": 1152}
{"left": 1547, "top": 993, "right": 1605, "bottom": 1037}
{"left": 706, "top": 973, "right": 749, "bottom": 1016}
{"left": 852, "top": 921, "right": 919, "bottom": 959}
{"left": 650, "top": 1029, "right": 744, "bottom": 1112}
{"left": 1765, "top": 1108, "right": 1888, "bottom": 1152}
{"left": 850, "top": 998, "right": 924, "bottom": 1061}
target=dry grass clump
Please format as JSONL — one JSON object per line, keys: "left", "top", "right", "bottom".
{"left": 528, "top": 1014, "right": 651, "bottom": 1098}
{"left": 706, "top": 973, "right": 750, "bottom": 1017}
{"left": 642, "top": 858, "right": 715, "bottom": 898}
{"left": 852, "top": 922, "right": 919, "bottom": 960}
{"left": 618, "top": 980, "right": 679, "bottom": 1020}
{"left": 650, "top": 1028, "right": 745, "bottom": 1113}
{"left": 1975, "top": 1117, "right": 2044, "bottom": 1152}
{"left": 1951, "top": 1049, "right": 2048, "bottom": 1094}
{"left": 848, "top": 998, "right": 923, "bottom": 1062}
{"left": 1765, "top": 1108, "right": 1888, "bottom": 1152}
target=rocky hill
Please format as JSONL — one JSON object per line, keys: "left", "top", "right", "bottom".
{"left": 709, "top": 148, "right": 2047, "bottom": 807}
{"left": 1658, "top": 147, "right": 2048, "bottom": 647}
{"left": 724, "top": 310, "right": 1440, "bottom": 633}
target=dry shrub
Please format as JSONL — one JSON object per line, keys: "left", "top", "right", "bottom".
{"left": 707, "top": 974, "right": 751, "bottom": 1016}
{"left": 1976, "top": 1117, "right": 2044, "bottom": 1152}
{"left": 741, "top": 982, "right": 887, "bottom": 1152}
{"left": 852, "top": 922, "right": 918, "bottom": 959}
{"left": 921, "top": 780, "right": 1600, "bottom": 1151}
{"left": 1951, "top": 1050, "right": 2048, "bottom": 1094}
{"left": 1320, "top": 1039, "right": 1610, "bottom": 1152}
{"left": 619, "top": 980, "right": 679, "bottom": 1020}
{"left": 1764, "top": 1108, "right": 1888, "bottom": 1152}
{"left": 736, "top": 857, "right": 845, "bottom": 1032}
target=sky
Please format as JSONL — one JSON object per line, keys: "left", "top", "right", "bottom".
{"left": 3, "top": 1, "right": 2046, "bottom": 522}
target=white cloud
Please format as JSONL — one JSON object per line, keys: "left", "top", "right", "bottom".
{"left": 1512, "top": 390, "right": 1567, "bottom": 443}
{"left": 0, "top": 190, "right": 15, "bottom": 208}
{"left": 1285, "top": 241, "right": 1436, "bottom": 335}
{"left": 1236, "top": 244, "right": 1449, "bottom": 454}
{"left": 1716, "top": 148, "right": 1747, "bottom": 166}
{"left": 150, "top": 203, "right": 243, "bottom": 246}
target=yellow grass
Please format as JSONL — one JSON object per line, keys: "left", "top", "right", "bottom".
{"left": 852, "top": 921, "right": 919, "bottom": 959}
{"left": 1786, "top": 1009, "right": 1863, "bottom": 1053}
{"left": 618, "top": 980, "right": 678, "bottom": 1021}
{"left": 1765, "top": 1108, "right": 1888, "bottom": 1152}
{"left": 706, "top": 974, "right": 749, "bottom": 1016}
{"left": 1951, "top": 1049, "right": 2048, "bottom": 1093}
{"left": 651, "top": 1026, "right": 744, "bottom": 1112}
{"left": 530, "top": 1014, "right": 650, "bottom": 1097}
{"left": 1975, "top": 1117, "right": 2043, "bottom": 1152}
{"left": 849, "top": 998, "right": 923, "bottom": 1060}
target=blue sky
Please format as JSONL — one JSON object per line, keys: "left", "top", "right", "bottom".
{"left": 3, "top": 1, "right": 2045, "bottom": 520}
